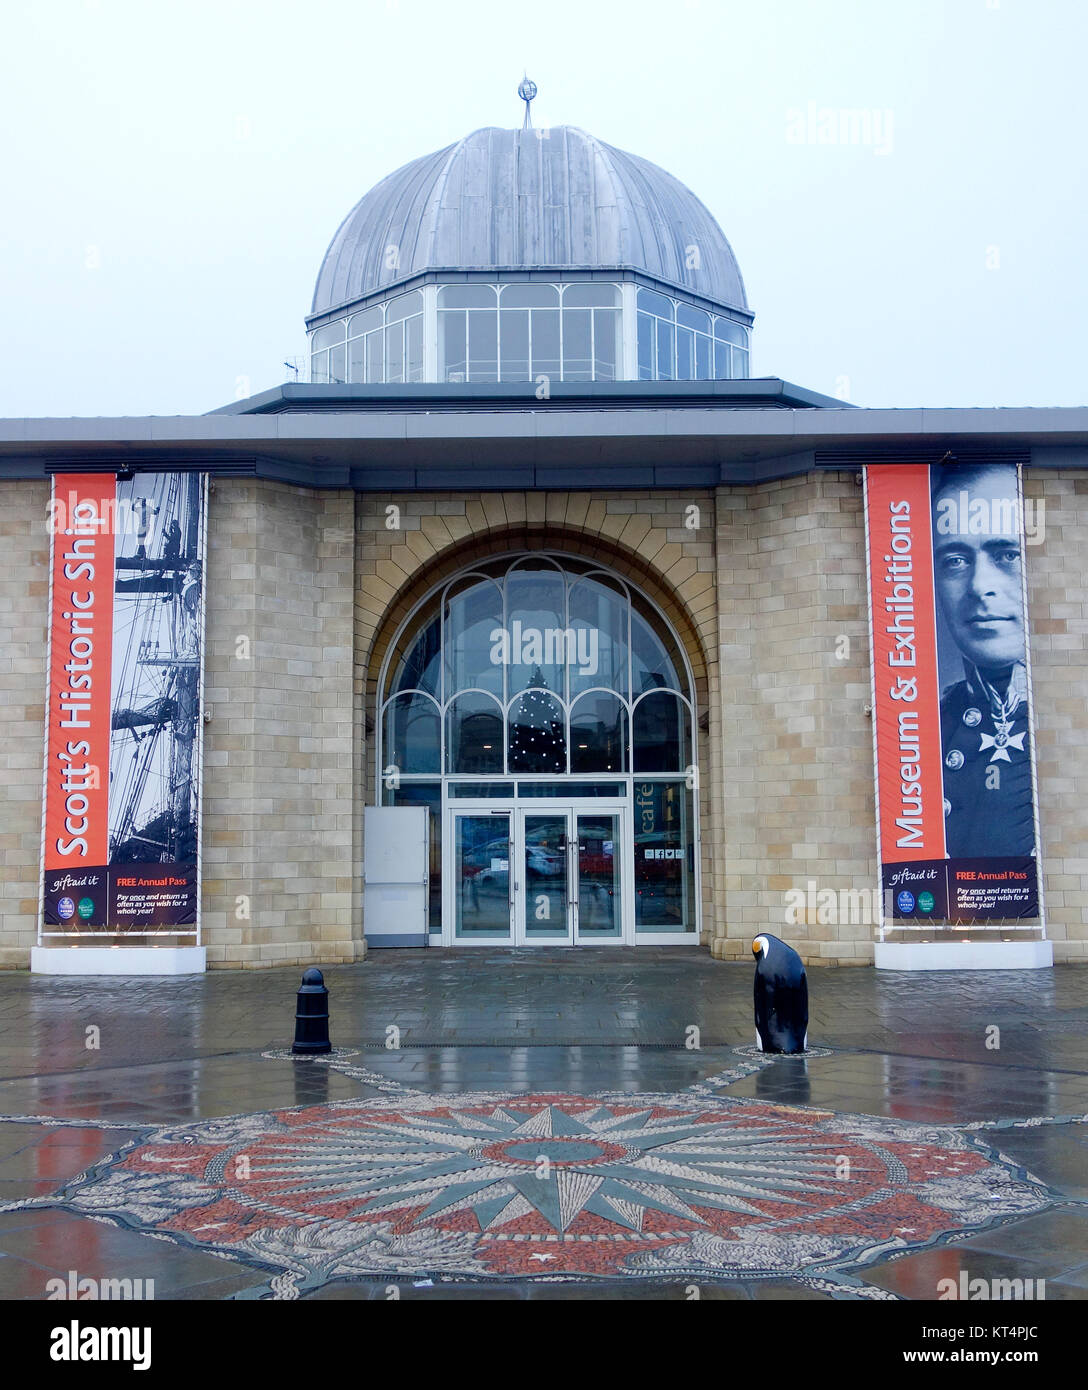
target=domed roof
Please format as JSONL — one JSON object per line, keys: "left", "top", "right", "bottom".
{"left": 310, "top": 125, "right": 748, "bottom": 319}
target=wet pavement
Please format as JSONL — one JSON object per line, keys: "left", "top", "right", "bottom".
{"left": 0, "top": 948, "right": 1086, "bottom": 1300}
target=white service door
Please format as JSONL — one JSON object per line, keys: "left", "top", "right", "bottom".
{"left": 364, "top": 806, "right": 429, "bottom": 947}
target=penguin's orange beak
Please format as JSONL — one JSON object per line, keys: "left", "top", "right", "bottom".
{"left": 751, "top": 941, "right": 759, "bottom": 956}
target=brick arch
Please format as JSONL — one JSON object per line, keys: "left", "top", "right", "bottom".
{"left": 361, "top": 522, "right": 714, "bottom": 712}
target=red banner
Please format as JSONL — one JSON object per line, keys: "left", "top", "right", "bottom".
{"left": 865, "top": 462, "right": 1041, "bottom": 924}
{"left": 865, "top": 465, "right": 946, "bottom": 864}
{"left": 41, "top": 471, "right": 206, "bottom": 934}
{"left": 44, "top": 476, "right": 115, "bottom": 891}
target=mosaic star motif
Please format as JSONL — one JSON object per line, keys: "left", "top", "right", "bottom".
{"left": 250, "top": 1098, "right": 850, "bottom": 1237}
{"left": 38, "top": 1086, "right": 1052, "bottom": 1288}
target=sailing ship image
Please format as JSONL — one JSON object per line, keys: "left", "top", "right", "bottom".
{"left": 108, "top": 473, "right": 204, "bottom": 922}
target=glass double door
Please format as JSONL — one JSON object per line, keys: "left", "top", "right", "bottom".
{"left": 451, "top": 804, "right": 626, "bottom": 945}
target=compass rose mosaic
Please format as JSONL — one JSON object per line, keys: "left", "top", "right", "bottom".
{"left": 17, "top": 1075, "right": 1053, "bottom": 1290}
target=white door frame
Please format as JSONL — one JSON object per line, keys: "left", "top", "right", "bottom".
{"left": 443, "top": 799, "right": 631, "bottom": 947}
{"left": 570, "top": 804, "right": 630, "bottom": 946}
{"left": 445, "top": 806, "right": 514, "bottom": 948}
{"left": 515, "top": 805, "right": 574, "bottom": 946}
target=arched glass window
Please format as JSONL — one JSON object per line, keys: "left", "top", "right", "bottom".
{"left": 636, "top": 289, "right": 749, "bottom": 382}
{"left": 378, "top": 553, "right": 699, "bottom": 942}
{"left": 508, "top": 687, "right": 566, "bottom": 774}
{"left": 321, "top": 293, "right": 424, "bottom": 386}
{"left": 447, "top": 693, "right": 504, "bottom": 774}
{"left": 563, "top": 284, "right": 620, "bottom": 381}
{"left": 379, "top": 553, "right": 693, "bottom": 783}
{"left": 500, "top": 285, "right": 559, "bottom": 307}
{"left": 676, "top": 305, "right": 709, "bottom": 382}
{"left": 498, "top": 285, "right": 560, "bottom": 382}
{"left": 632, "top": 691, "right": 691, "bottom": 773}
{"left": 570, "top": 691, "right": 628, "bottom": 772}
{"left": 504, "top": 560, "right": 566, "bottom": 697}
{"left": 563, "top": 285, "right": 619, "bottom": 306}
{"left": 568, "top": 574, "right": 628, "bottom": 699}
{"left": 444, "top": 576, "right": 503, "bottom": 697}
{"left": 310, "top": 320, "right": 347, "bottom": 385}
{"left": 349, "top": 308, "right": 382, "bottom": 337}
{"left": 386, "top": 291, "right": 424, "bottom": 383}
{"left": 383, "top": 691, "right": 441, "bottom": 773}
{"left": 438, "top": 283, "right": 622, "bottom": 383}
{"left": 347, "top": 307, "right": 382, "bottom": 383}
{"left": 386, "top": 608, "right": 440, "bottom": 697}
{"left": 318, "top": 282, "right": 745, "bottom": 387}
{"left": 714, "top": 317, "right": 749, "bottom": 379}
{"left": 438, "top": 285, "right": 498, "bottom": 382}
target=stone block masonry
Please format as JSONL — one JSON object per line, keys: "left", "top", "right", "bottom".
{"left": 0, "top": 481, "right": 50, "bottom": 969}
{"left": 200, "top": 481, "right": 360, "bottom": 968}
{"left": 1, "top": 471, "right": 1085, "bottom": 968}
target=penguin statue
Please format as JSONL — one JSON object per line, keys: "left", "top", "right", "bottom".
{"left": 752, "top": 934, "right": 808, "bottom": 1054}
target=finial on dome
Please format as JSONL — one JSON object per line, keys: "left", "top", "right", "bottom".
{"left": 518, "top": 74, "right": 537, "bottom": 130}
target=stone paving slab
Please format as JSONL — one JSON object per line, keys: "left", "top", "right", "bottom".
{"left": 2, "top": 950, "right": 1086, "bottom": 1074}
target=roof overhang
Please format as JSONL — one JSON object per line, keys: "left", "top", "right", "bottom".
{"left": 2, "top": 381, "right": 1086, "bottom": 490}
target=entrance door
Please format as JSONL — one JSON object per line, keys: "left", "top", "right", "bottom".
{"left": 519, "top": 811, "right": 572, "bottom": 944}
{"left": 452, "top": 810, "right": 513, "bottom": 941}
{"left": 514, "top": 806, "right": 626, "bottom": 944}
{"left": 572, "top": 810, "right": 623, "bottom": 942}
{"left": 448, "top": 803, "right": 628, "bottom": 945}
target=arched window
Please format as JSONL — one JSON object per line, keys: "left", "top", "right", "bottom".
{"left": 379, "top": 554, "right": 693, "bottom": 779}
{"left": 447, "top": 693, "right": 504, "bottom": 774}
{"left": 378, "top": 553, "right": 699, "bottom": 941}
{"left": 437, "top": 283, "right": 621, "bottom": 383}
{"left": 714, "top": 317, "right": 749, "bottom": 379}
{"left": 632, "top": 691, "right": 691, "bottom": 773}
{"left": 347, "top": 307, "right": 382, "bottom": 383}
{"left": 637, "top": 288, "right": 749, "bottom": 382}
{"left": 385, "top": 291, "right": 424, "bottom": 383}
{"left": 315, "top": 292, "right": 424, "bottom": 386}
{"left": 508, "top": 687, "right": 566, "bottom": 773}
{"left": 570, "top": 691, "right": 628, "bottom": 772}
{"left": 438, "top": 285, "right": 499, "bottom": 382}
{"left": 310, "top": 320, "right": 346, "bottom": 384}
{"left": 383, "top": 691, "right": 441, "bottom": 774}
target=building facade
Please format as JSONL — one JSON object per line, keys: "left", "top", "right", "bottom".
{"left": 3, "top": 124, "right": 1087, "bottom": 970}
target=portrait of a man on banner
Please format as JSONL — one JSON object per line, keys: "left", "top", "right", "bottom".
{"left": 931, "top": 464, "right": 1036, "bottom": 860}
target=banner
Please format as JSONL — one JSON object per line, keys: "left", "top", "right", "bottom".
{"left": 864, "top": 463, "right": 1040, "bottom": 924}
{"left": 41, "top": 472, "right": 207, "bottom": 937}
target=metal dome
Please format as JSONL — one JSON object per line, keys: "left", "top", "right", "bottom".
{"left": 310, "top": 125, "right": 748, "bottom": 319}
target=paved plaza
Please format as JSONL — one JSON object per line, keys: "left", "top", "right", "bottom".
{"left": 0, "top": 949, "right": 1086, "bottom": 1300}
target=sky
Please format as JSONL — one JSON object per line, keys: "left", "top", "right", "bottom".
{"left": 1, "top": 0, "right": 1084, "bottom": 417}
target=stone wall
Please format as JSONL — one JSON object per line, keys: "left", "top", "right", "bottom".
{"left": 201, "top": 480, "right": 359, "bottom": 967}
{"left": 0, "top": 481, "right": 49, "bottom": 969}
{"left": 1023, "top": 470, "right": 1088, "bottom": 960}
{"left": 1, "top": 469, "right": 1085, "bottom": 969}
{"left": 711, "top": 471, "right": 876, "bottom": 965}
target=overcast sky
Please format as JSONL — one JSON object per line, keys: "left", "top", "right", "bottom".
{"left": 1, "top": 0, "right": 1084, "bottom": 417}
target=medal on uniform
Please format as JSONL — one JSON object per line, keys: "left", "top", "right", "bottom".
{"left": 975, "top": 673, "right": 1027, "bottom": 763}
{"left": 979, "top": 716, "right": 1026, "bottom": 763}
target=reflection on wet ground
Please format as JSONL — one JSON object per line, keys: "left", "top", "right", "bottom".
{"left": 0, "top": 949, "right": 1085, "bottom": 1299}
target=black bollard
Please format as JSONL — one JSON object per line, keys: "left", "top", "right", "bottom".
{"left": 292, "top": 968, "right": 332, "bottom": 1054}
